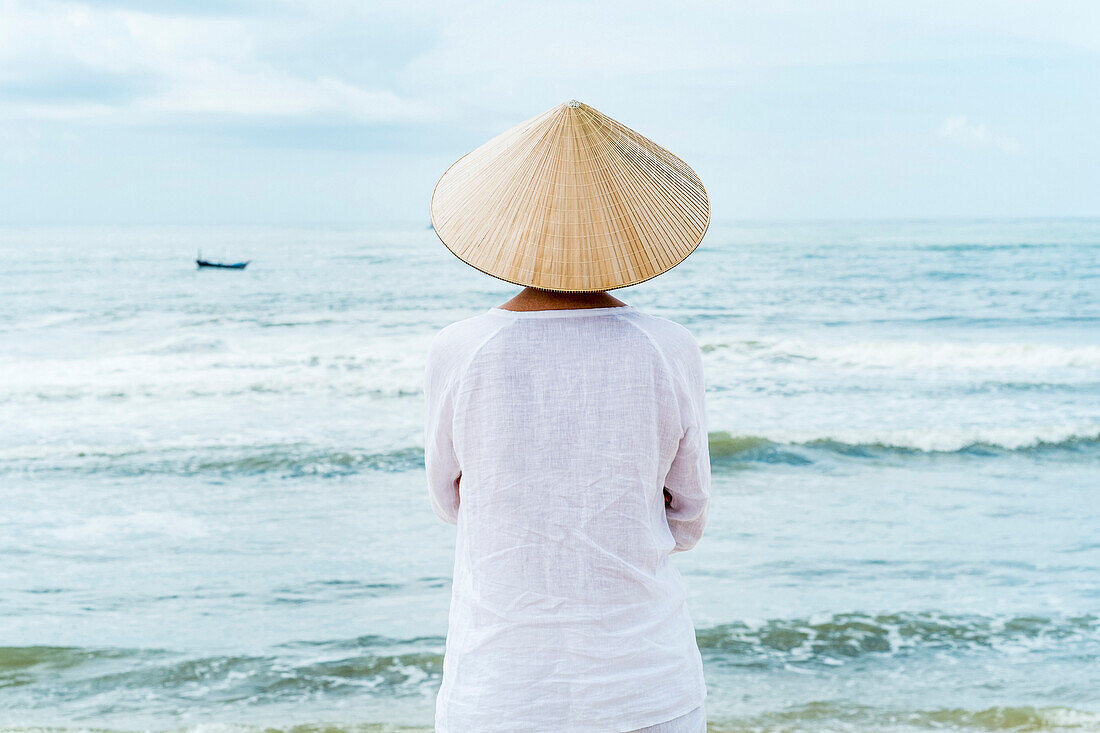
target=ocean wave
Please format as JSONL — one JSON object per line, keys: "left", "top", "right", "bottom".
{"left": 0, "top": 340, "right": 431, "bottom": 404}
{"left": 0, "top": 357, "right": 425, "bottom": 402}
{"left": 701, "top": 338, "right": 1100, "bottom": 372}
{"left": 0, "top": 641, "right": 444, "bottom": 705}
{"left": 695, "top": 611, "right": 1099, "bottom": 665}
{"left": 707, "top": 430, "right": 1100, "bottom": 463}
{"left": 4, "top": 613, "right": 1093, "bottom": 681}
{"left": 0, "top": 444, "right": 425, "bottom": 477}
{"left": 4, "top": 336, "right": 1098, "bottom": 407}
{"left": 3, "top": 428, "right": 1097, "bottom": 478}
{"left": 3, "top": 613, "right": 1096, "bottom": 725}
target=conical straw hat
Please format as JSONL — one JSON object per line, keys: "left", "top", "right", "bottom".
{"left": 430, "top": 100, "right": 709, "bottom": 292}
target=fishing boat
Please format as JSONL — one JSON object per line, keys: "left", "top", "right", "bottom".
{"left": 196, "top": 251, "right": 250, "bottom": 270}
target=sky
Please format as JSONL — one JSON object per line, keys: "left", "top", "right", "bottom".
{"left": 1, "top": 0, "right": 1098, "bottom": 224}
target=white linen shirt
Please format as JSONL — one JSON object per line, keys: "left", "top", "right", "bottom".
{"left": 424, "top": 305, "right": 710, "bottom": 733}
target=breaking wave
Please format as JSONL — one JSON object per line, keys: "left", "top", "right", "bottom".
{"left": 0, "top": 443, "right": 426, "bottom": 477}
{"left": 4, "top": 613, "right": 1095, "bottom": 699}
{"left": 695, "top": 611, "right": 1098, "bottom": 665}
{"left": 707, "top": 430, "right": 1100, "bottom": 464}
{"left": 3, "top": 429, "right": 1098, "bottom": 478}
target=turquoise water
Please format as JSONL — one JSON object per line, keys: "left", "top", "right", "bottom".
{"left": 1, "top": 220, "right": 1098, "bottom": 731}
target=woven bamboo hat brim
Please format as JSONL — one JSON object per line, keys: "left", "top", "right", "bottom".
{"left": 430, "top": 100, "right": 709, "bottom": 292}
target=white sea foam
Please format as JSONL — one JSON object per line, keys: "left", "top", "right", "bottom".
{"left": 702, "top": 337, "right": 1100, "bottom": 373}
{"left": 3, "top": 335, "right": 1095, "bottom": 410}
{"left": 2, "top": 421, "right": 1096, "bottom": 476}
{"left": 138, "top": 336, "right": 231, "bottom": 355}
{"left": 3, "top": 312, "right": 87, "bottom": 331}
{"left": 0, "top": 334, "right": 431, "bottom": 403}
{"left": 47, "top": 511, "right": 210, "bottom": 541}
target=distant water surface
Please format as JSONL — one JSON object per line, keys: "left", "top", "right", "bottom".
{"left": 1, "top": 220, "right": 1098, "bottom": 731}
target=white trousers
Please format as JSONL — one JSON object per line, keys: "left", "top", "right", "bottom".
{"left": 628, "top": 704, "right": 706, "bottom": 732}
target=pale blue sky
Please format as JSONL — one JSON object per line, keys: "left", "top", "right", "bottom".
{"left": 1, "top": 0, "right": 1098, "bottom": 223}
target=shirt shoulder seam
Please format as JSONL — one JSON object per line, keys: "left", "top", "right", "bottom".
{"left": 618, "top": 312, "right": 676, "bottom": 379}
{"left": 618, "top": 313, "right": 693, "bottom": 437}
{"left": 446, "top": 315, "right": 515, "bottom": 392}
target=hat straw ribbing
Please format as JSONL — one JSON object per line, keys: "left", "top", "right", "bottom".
{"left": 430, "top": 100, "right": 709, "bottom": 292}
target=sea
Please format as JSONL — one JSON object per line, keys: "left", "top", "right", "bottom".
{"left": 2, "top": 220, "right": 1098, "bottom": 732}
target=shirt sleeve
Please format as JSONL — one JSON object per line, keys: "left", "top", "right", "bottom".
{"left": 663, "top": 335, "right": 710, "bottom": 553}
{"left": 424, "top": 331, "right": 462, "bottom": 525}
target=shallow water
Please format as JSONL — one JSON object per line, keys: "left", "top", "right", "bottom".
{"left": 2, "top": 220, "right": 1098, "bottom": 731}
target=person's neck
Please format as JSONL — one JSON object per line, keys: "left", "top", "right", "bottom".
{"left": 497, "top": 287, "right": 627, "bottom": 312}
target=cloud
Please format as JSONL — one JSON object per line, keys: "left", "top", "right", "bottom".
{"left": 0, "top": 0, "right": 431, "bottom": 123}
{"left": 1, "top": 0, "right": 1096, "bottom": 223}
{"left": 136, "top": 65, "right": 428, "bottom": 121}
{"left": 936, "top": 115, "right": 1021, "bottom": 154}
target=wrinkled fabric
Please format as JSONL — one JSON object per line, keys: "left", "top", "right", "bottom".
{"left": 630, "top": 704, "right": 706, "bottom": 732}
{"left": 424, "top": 305, "right": 710, "bottom": 733}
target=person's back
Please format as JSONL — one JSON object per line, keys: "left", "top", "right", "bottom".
{"left": 425, "top": 305, "right": 710, "bottom": 732}
{"left": 425, "top": 99, "right": 712, "bottom": 732}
